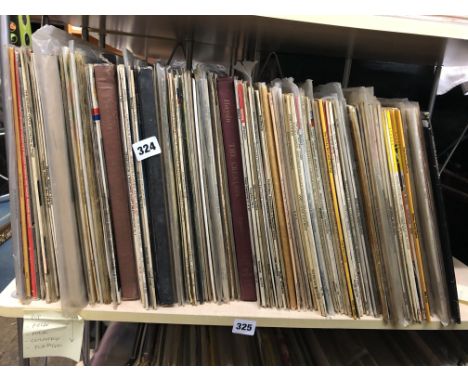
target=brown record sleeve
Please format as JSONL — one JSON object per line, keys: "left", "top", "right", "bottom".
{"left": 94, "top": 64, "right": 139, "bottom": 300}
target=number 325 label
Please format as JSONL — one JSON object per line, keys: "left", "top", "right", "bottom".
{"left": 132, "top": 136, "right": 161, "bottom": 161}
{"left": 232, "top": 319, "right": 256, "bottom": 336}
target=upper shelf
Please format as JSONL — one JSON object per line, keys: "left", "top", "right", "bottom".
{"left": 270, "top": 16, "right": 468, "bottom": 40}
{"left": 39, "top": 15, "right": 468, "bottom": 67}
{"left": 1, "top": 258, "right": 467, "bottom": 330}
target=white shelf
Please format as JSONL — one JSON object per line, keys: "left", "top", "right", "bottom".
{"left": 266, "top": 16, "right": 468, "bottom": 41}
{"left": 1, "top": 259, "right": 467, "bottom": 330}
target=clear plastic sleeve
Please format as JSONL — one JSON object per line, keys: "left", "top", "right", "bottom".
{"left": 404, "top": 102, "right": 450, "bottom": 325}
{"left": 32, "top": 53, "right": 87, "bottom": 312}
{"left": 0, "top": 16, "right": 26, "bottom": 301}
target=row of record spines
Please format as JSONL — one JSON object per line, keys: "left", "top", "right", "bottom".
{"left": 224, "top": 79, "right": 456, "bottom": 324}
{"left": 231, "top": 81, "right": 368, "bottom": 316}
{"left": 8, "top": 44, "right": 458, "bottom": 323}
{"left": 8, "top": 45, "right": 249, "bottom": 308}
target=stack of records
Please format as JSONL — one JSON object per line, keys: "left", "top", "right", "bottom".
{"left": 5, "top": 25, "right": 459, "bottom": 325}
{"left": 90, "top": 323, "right": 468, "bottom": 366}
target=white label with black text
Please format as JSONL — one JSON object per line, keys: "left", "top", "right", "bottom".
{"left": 132, "top": 136, "right": 161, "bottom": 161}
{"left": 232, "top": 319, "right": 256, "bottom": 336}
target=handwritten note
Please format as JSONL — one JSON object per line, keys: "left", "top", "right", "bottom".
{"left": 23, "top": 311, "right": 84, "bottom": 362}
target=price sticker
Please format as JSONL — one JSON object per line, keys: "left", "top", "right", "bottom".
{"left": 132, "top": 136, "right": 161, "bottom": 161}
{"left": 232, "top": 319, "right": 256, "bottom": 336}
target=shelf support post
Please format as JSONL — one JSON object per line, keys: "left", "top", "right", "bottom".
{"left": 99, "top": 16, "right": 106, "bottom": 50}
{"left": 428, "top": 64, "right": 442, "bottom": 118}
{"left": 342, "top": 57, "right": 352, "bottom": 89}
{"left": 185, "top": 27, "right": 194, "bottom": 71}
{"left": 41, "top": 15, "right": 49, "bottom": 27}
{"left": 229, "top": 30, "right": 240, "bottom": 77}
{"left": 81, "top": 15, "right": 89, "bottom": 42}
{"left": 144, "top": 36, "right": 148, "bottom": 62}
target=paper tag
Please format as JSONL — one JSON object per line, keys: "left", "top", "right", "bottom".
{"left": 132, "top": 136, "right": 161, "bottom": 161}
{"left": 23, "top": 311, "right": 84, "bottom": 362}
{"left": 232, "top": 319, "right": 256, "bottom": 336}
{"left": 458, "top": 284, "right": 468, "bottom": 304}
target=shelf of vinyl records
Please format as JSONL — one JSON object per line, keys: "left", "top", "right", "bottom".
{"left": 0, "top": 257, "right": 467, "bottom": 329}
{"left": 1, "top": 20, "right": 466, "bottom": 331}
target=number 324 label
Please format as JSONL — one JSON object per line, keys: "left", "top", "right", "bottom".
{"left": 232, "top": 319, "right": 256, "bottom": 336}
{"left": 132, "top": 136, "right": 161, "bottom": 161}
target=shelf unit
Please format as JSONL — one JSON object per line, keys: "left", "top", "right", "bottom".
{"left": 1, "top": 15, "right": 468, "bottom": 332}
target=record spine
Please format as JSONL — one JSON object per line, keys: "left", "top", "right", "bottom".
{"left": 217, "top": 77, "right": 256, "bottom": 301}
{"left": 136, "top": 67, "right": 174, "bottom": 305}
{"left": 422, "top": 114, "right": 460, "bottom": 324}
{"left": 94, "top": 64, "right": 139, "bottom": 300}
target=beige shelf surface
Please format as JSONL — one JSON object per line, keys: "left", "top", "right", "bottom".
{"left": 265, "top": 16, "right": 468, "bottom": 41}
{"left": 0, "top": 258, "right": 467, "bottom": 329}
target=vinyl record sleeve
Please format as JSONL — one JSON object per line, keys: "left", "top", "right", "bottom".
{"left": 154, "top": 63, "right": 184, "bottom": 304}
{"left": 207, "top": 73, "right": 240, "bottom": 300}
{"left": 270, "top": 85, "right": 302, "bottom": 309}
{"left": 33, "top": 53, "right": 87, "bottom": 311}
{"left": 167, "top": 71, "right": 198, "bottom": 303}
{"left": 117, "top": 65, "right": 151, "bottom": 308}
{"left": 234, "top": 80, "right": 265, "bottom": 306}
{"left": 30, "top": 53, "right": 61, "bottom": 302}
{"left": 405, "top": 103, "right": 452, "bottom": 325}
{"left": 59, "top": 47, "right": 98, "bottom": 304}
{"left": 258, "top": 84, "right": 290, "bottom": 308}
{"left": 94, "top": 64, "right": 139, "bottom": 301}
{"left": 254, "top": 87, "right": 286, "bottom": 308}
{"left": 194, "top": 69, "right": 230, "bottom": 302}
{"left": 182, "top": 71, "right": 209, "bottom": 302}
{"left": 312, "top": 99, "right": 351, "bottom": 315}
{"left": 9, "top": 47, "right": 31, "bottom": 298}
{"left": 2, "top": 41, "right": 26, "bottom": 303}
{"left": 217, "top": 76, "right": 257, "bottom": 301}
{"left": 85, "top": 64, "right": 120, "bottom": 305}
{"left": 421, "top": 114, "right": 460, "bottom": 323}
{"left": 75, "top": 52, "right": 113, "bottom": 304}
{"left": 304, "top": 95, "right": 343, "bottom": 314}
{"left": 136, "top": 66, "right": 174, "bottom": 305}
